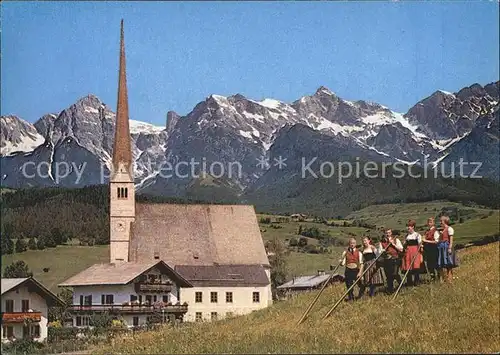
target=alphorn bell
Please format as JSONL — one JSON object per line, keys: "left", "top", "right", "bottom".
{"left": 322, "top": 249, "right": 387, "bottom": 320}
{"left": 297, "top": 261, "right": 342, "bottom": 325}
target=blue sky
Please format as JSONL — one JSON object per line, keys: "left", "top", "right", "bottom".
{"left": 2, "top": 1, "right": 498, "bottom": 126}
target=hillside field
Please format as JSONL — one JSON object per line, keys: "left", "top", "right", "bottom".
{"left": 93, "top": 242, "right": 500, "bottom": 354}
{"left": 2, "top": 201, "right": 498, "bottom": 293}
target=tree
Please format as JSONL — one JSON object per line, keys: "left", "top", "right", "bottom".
{"left": 36, "top": 238, "right": 46, "bottom": 250}
{"left": 298, "top": 237, "right": 308, "bottom": 247}
{"left": 40, "top": 234, "right": 57, "bottom": 248}
{"left": 28, "top": 238, "right": 37, "bottom": 250}
{"left": 15, "top": 238, "right": 28, "bottom": 253}
{"left": 3, "top": 261, "right": 33, "bottom": 278}
{"left": 1, "top": 236, "right": 14, "bottom": 255}
{"left": 49, "top": 288, "right": 73, "bottom": 322}
{"left": 266, "top": 237, "right": 289, "bottom": 292}
{"left": 1, "top": 221, "right": 14, "bottom": 237}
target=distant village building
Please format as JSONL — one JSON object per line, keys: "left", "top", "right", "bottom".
{"left": 276, "top": 270, "right": 344, "bottom": 299}
{"left": 59, "top": 20, "right": 272, "bottom": 327}
{"left": 290, "top": 213, "right": 307, "bottom": 222}
{"left": 1, "top": 278, "right": 65, "bottom": 343}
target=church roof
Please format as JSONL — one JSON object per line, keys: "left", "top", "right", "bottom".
{"left": 175, "top": 264, "right": 270, "bottom": 287}
{"left": 59, "top": 260, "right": 192, "bottom": 287}
{"left": 129, "top": 203, "right": 270, "bottom": 267}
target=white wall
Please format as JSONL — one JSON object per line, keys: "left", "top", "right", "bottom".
{"left": 70, "top": 267, "right": 181, "bottom": 328}
{"left": 71, "top": 268, "right": 179, "bottom": 306}
{"left": 1, "top": 286, "right": 49, "bottom": 342}
{"left": 180, "top": 285, "right": 272, "bottom": 322}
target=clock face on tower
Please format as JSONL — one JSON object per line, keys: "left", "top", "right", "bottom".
{"left": 115, "top": 221, "right": 125, "bottom": 232}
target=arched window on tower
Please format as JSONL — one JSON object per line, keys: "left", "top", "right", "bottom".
{"left": 117, "top": 187, "right": 128, "bottom": 199}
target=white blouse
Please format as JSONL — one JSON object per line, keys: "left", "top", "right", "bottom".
{"left": 406, "top": 231, "right": 422, "bottom": 244}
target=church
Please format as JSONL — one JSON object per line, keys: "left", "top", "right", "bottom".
{"left": 59, "top": 20, "right": 272, "bottom": 327}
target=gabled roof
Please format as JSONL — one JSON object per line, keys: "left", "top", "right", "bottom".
{"left": 1, "top": 277, "right": 65, "bottom": 307}
{"left": 129, "top": 203, "right": 270, "bottom": 267}
{"left": 58, "top": 260, "right": 192, "bottom": 287}
{"left": 1, "top": 278, "right": 28, "bottom": 294}
{"left": 175, "top": 264, "right": 270, "bottom": 287}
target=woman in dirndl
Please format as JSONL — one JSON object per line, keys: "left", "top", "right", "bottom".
{"left": 421, "top": 217, "right": 440, "bottom": 281}
{"left": 401, "top": 219, "right": 423, "bottom": 286}
{"left": 358, "top": 236, "right": 385, "bottom": 298}
{"left": 437, "top": 215, "right": 458, "bottom": 283}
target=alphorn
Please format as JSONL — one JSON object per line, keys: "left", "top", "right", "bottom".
{"left": 392, "top": 243, "right": 423, "bottom": 301}
{"left": 322, "top": 249, "right": 387, "bottom": 320}
{"left": 296, "top": 262, "right": 342, "bottom": 325}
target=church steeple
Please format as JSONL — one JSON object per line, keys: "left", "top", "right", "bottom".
{"left": 113, "top": 19, "right": 132, "bottom": 175}
{"left": 109, "top": 20, "right": 135, "bottom": 263}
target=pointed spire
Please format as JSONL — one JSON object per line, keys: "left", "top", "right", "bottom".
{"left": 112, "top": 19, "right": 132, "bottom": 173}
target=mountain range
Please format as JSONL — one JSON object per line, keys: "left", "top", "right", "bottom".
{"left": 1, "top": 81, "right": 498, "bottom": 215}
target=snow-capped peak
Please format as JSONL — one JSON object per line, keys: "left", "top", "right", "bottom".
{"left": 258, "top": 98, "right": 282, "bottom": 110}
{"left": 315, "top": 86, "right": 335, "bottom": 96}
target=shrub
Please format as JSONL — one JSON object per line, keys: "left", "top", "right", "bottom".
{"left": 48, "top": 326, "right": 79, "bottom": 342}
{"left": 298, "top": 237, "right": 308, "bottom": 247}
{"left": 2, "top": 339, "right": 44, "bottom": 354}
{"left": 37, "top": 238, "right": 46, "bottom": 250}
{"left": 28, "top": 237, "right": 37, "bottom": 250}
{"left": 300, "top": 227, "right": 320, "bottom": 238}
{"left": 259, "top": 217, "right": 271, "bottom": 224}
{"left": 289, "top": 238, "right": 298, "bottom": 247}
{"left": 48, "top": 320, "right": 63, "bottom": 328}
{"left": 15, "top": 238, "right": 28, "bottom": 253}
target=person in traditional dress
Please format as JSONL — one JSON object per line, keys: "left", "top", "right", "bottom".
{"left": 340, "top": 238, "right": 363, "bottom": 302}
{"left": 421, "top": 217, "right": 439, "bottom": 281}
{"left": 358, "top": 236, "right": 384, "bottom": 298}
{"left": 437, "top": 215, "right": 458, "bottom": 283}
{"left": 401, "top": 219, "right": 423, "bottom": 286}
{"left": 378, "top": 229, "right": 403, "bottom": 294}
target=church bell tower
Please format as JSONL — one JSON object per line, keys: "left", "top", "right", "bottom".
{"left": 109, "top": 20, "right": 135, "bottom": 263}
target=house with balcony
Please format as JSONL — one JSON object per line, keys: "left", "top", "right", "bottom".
{"left": 59, "top": 261, "right": 192, "bottom": 328}
{"left": 1, "top": 277, "right": 65, "bottom": 343}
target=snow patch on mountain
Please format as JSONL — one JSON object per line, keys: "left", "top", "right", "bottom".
{"left": 1, "top": 134, "right": 45, "bottom": 156}
{"left": 258, "top": 99, "right": 282, "bottom": 110}
{"left": 129, "top": 120, "right": 165, "bottom": 134}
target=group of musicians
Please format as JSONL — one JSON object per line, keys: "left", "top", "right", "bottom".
{"left": 339, "top": 215, "right": 458, "bottom": 301}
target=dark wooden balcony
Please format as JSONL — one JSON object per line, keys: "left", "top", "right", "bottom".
{"left": 69, "top": 303, "right": 188, "bottom": 314}
{"left": 134, "top": 282, "right": 173, "bottom": 293}
{"left": 1, "top": 312, "right": 42, "bottom": 323}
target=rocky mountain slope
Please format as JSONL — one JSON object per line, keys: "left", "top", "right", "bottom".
{"left": 1, "top": 81, "right": 498, "bottom": 199}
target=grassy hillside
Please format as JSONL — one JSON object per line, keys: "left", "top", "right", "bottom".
{"left": 93, "top": 242, "right": 500, "bottom": 354}
{"left": 2, "top": 201, "right": 498, "bottom": 292}
{"left": 1, "top": 244, "right": 108, "bottom": 292}
{"left": 346, "top": 200, "right": 496, "bottom": 228}
{"left": 346, "top": 201, "right": 499, "bottom": 243}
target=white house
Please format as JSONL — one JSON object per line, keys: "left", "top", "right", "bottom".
{"left": 58, "top": 20, "right": 272, "bottom": 328}
{"left": 59, "top": 261, "right": 192, "bottom": 328}
{"left": 1, "top": 277, "right": 65, "bottom": 343}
